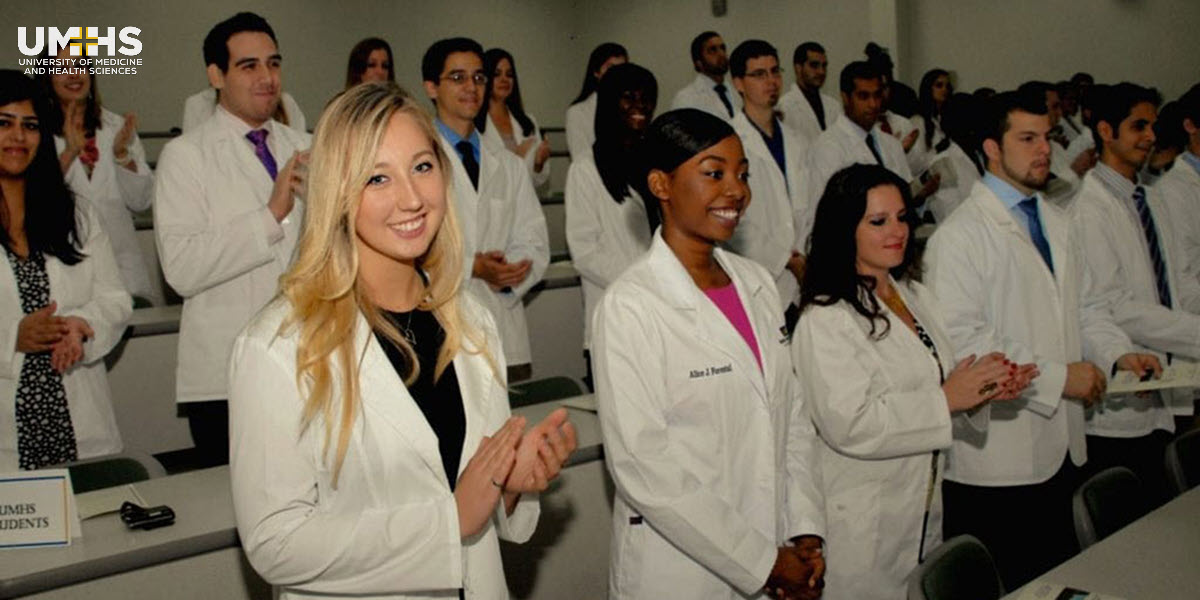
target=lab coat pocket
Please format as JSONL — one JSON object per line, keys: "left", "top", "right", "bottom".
{"left": 825, "top": 482, "right": 881, "bottom": 572}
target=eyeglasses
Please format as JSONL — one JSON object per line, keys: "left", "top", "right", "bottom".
{"left": 744, "top": 67, "right": 783, "bottom": 80}
{"left": 441, "top": 72, "right": 488, "bottom": 86}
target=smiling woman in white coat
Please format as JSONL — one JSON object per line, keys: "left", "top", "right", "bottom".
{"left": 228, "top": 83, "right": 576, "bottom": 600}
{"left": 477, "top": 49, "right": 551, "bottom": 192}
{"left": 41, "top": 47, "right": 161, "bottom": 306}
{"left": 0, "top": 71, "right": 132, "bottom": 471}
{"left": 594, "top": 109, "right": 825, "bottom": 600}
{"left": 794, "top": 165, "right": 1029, "bottom": 600}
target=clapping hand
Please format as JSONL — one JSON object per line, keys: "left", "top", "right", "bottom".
{"left": 49, "top": 316, "right": 92, "bottom": 374}
{"left": 765, "top": 536, "right": 825, "bottom": 599}
{"left": 455, "top": 416, "right": 524, "bottom": 539}
{"left": 503, "top": 407, "right": 577, "bottom": 495}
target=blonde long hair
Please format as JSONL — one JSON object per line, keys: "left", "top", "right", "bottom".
{"left": 278, "top": 82, "right": 489, "bottom": 485}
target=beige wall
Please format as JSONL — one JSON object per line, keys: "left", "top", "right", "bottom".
{"left": 901, "top": 0, "right": 1200, "bottom": 100}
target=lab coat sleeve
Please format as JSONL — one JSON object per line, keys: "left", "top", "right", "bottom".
{"left": 112, "top": 127, "right": 154, "bottom": 212}
{"left": 784, "top": 367, "right": 825, "bottom": 539}
{"left": 794, "top": 306, "right": 952, "bottom": 459}
{"left": 229, "top": 333, "right": 466, "bottom": 595}
{"left": 594, "top": 290, "right": 777, "bottom": 595}
{"left": 565, "top": 163, "right": 633, "bottom": 288}
{"left": 62, "top": 203, "right": 132, "bottom": 365}
{"left": 727, "top": 180, "right": 791, "bottom": 280}
{"left": 498, "top": 163, "right": 550, "bottom": 305}
{"left": 924, "top": 225, "right": 1068, "bottom": 417}
{"left": 565, "top": 103, "right": 589, "bottom": 161}
{"left": 0, "top": 308, "right": 23, "bottom": 380}
{"left": 153, "top": 139, "right": 284, "bottom": 298}
{"left": 1074, "top": 201, "right": 1200, "bottom": 359}
{"left": 524, "top": 116, "right": 550, "bottom": 191}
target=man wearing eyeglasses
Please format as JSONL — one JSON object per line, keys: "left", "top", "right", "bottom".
{"left": 421, "top": 37, "right": 549, "bottom": 383}
{"left": 726, "top": 39, "right": 810, "bottom": 318}
{"left": 669, "top": 31, "right": 741, "bottom": 122}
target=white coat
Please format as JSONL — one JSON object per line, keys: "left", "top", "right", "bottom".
{"left": 154, "top": 105, "right": 311, "bottom": 403}
{"left": 1062, "top": 113, "right": 1087, "bottom": 143}
{"left": 0, "top": 201, "right": 132, "bottom": 470}
{"left": 481, "top": 112, "right": 550, "bottom": 192}
{"left": 593, "top": 233, "right": 824, "bottom": 599}
{"left": 906, "top": 114, "right": 945, "bottom": 177}
{"left": 728, "top": 112, "right": 809, "bottom": 309}
{"left": 1073, "top": 171, "right": 1200, "bottom": 426}
{"left": 1065, "top": 133, "right": 1095, "bottom": 165}
{"left": 1044, "top": 140, "right": 1083, "bottom": 208}
{"left": 438, "top": 131, "right": 549, "bottom": 367}
{"left": 181, "top": 88, "right": 307, "bottom": 133}
{"left": 795, "top": 280, "right": 976, "bottom": 600}
{"left": 55, "top": 108, "right": 160, "bottom": 304}
{"left": 670, "top": 73, "right": 741, "bottom": 122}
{"left": 803, "top": 116, "right": 913, "bottom": 242}
{"left": 229, "top": 297, "right": 539, "bottom": 600}
{"left": 565, "top": 93, "right": 597, "bottom": 161}
{"left": 777, "top": 84, "right": 840, "bottom": 143}
{"left": 563, "top": 157, "right": 651, "bottom": 348}
{"left": 924, "top": 142, "right": 982, "bottom": 223}
{"left": 924, "top": 181, "right": 1132, "bottom": 486}
{"left": 1156, "top": 157, "right": 1200, "bottom": 285}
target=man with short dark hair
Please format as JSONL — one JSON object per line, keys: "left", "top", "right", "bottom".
{"left": 778, "top": 42, "right": 840, "bottom": 142}
{"left": 421, "top": 37, "right": 549, "bottom": 383}
{"left": 155, "top": 12, "right": 311, "bottom": 467}
{"left": 1018, "top": 80, "right": 1093, "bottom": 206}
{"left": 726, "top": 40, "right": 809, "bottom": 314}
{"left": 801, "top": 61, "right": 911, "bottom": 239}
{"left": 924, "top": 89, "right": 1155, "bottom": 589}
{"left": 1072, "top": 83, "right": 1200, "bottom": 503}
{"left": 669, "top": 31, "right": 740, "bottom": 121}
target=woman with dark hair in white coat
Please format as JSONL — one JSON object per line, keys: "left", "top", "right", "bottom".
{"left": 565, "top": 63, "right": 655, "bottom": 370}
{"left": 228, "top": 83, "right": 575, "bottom": 599}
{"left": 793, "top": 164, "right": 1033, "bottom": 600}
{"left": 476, "top": 48, "right": 551, "bottom": 192}
{"left": 594, "top": 108, "right": 825, "bottom": 599}
{"left": 565, "top": 43, "right": 627, "bottom": 161}
{"left": 41, "top": 47, "right": 161, "bottom": 306}
{"left": 0, "top": 70, "right": 132, "bottom": 470}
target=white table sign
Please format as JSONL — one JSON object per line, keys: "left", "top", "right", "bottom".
{"left": 0, "top": 470, "right": 78, "bottom": 549}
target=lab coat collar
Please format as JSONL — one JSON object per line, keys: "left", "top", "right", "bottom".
{"left": 354, "top": 310, "right": 487, "bottom": 491}
{"left": 644, "top": 230, "right": 770, "bottom": 401}
{"left": 971, "top": 180, "right": 1066, "bottom": 291}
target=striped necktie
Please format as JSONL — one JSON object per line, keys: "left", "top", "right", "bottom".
{"left": 1133, "top": 185, "right": 1172, "bottom": 308}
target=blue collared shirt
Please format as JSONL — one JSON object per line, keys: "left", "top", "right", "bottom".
{"left": 1182, "top": 151, "right": 1200, "bottom": 178}
{"left": 982, "top": 172, "right": 1040, "bottom": 238}
{"left": 435, "top": 118, "right": 480, "bottom": 163}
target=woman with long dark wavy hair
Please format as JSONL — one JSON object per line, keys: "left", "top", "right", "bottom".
{"left": 793, "top": 163, "right": 1031, "bottom": 599}
{"left": 0, "top": 70, "right": 131, "bottom": 471}
{"left": 475, "top": 48, "right": 550, "bottom": 190}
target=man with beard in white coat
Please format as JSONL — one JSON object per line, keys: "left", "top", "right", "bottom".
{"left": 670, "top": 31, "right": 741, "bottom": 122}
{"left": 924, "top": 89, "right": 1159, "bottom": 590}
{"left": 778, "top": 42, "right": 840, "bottom": 142}
{"left": 1072, "top": 83, "right": 1200, "bottom": 505}
{"left": 726, "top": 40, "right": 808, "bottom": 319}
{"left": 422, "top": 38, "right": 549, "bottom": 383}
{"left": 155, "top": 12, "right": 310, "bottom": 468}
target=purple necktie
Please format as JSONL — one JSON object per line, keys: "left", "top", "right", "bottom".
{"left": 246, "top": 129, "right": 278, "bottom": 180}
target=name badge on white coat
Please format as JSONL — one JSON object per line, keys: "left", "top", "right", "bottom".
{"left": 0, "top": 470, "right": 81, "bottom": 549}
{"left": 688, "top": 363, "right": 733, "bottom": 379}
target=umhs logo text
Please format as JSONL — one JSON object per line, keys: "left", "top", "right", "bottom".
{"left": 18, "top": 26, "right": 142, "bottom": 57}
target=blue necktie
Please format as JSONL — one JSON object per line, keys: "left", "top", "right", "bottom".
{"left": 1017, "top": 197, "right": 1054, "bottom": 274}
{"left": 1133, "top": 185, "right": 1173, "bottom": 308}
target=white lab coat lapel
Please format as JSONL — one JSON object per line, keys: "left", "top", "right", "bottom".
{"left": 355, "top": 318, "right": 448, "bottom": 487}
{"left": 974, "top": 183, "right": 1063, "bottom": 300}
{"left": 438, "top": 134, "right": 481, "bottom": 277}
{"left": 734, "top": 113, "right": 791, "bottom": 204}
{"left": 646, "top": 235, "right": 769, "bottom": 405}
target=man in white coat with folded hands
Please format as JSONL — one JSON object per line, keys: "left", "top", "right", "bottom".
{"left": 154, "top": 12, "right": 310, "bottom": 468}
{"left": 726, "top": 40, "right": 808, "bottom": 318}
{"left": 924, "top": 89, "right": 1159, "bottom": 591}
{"left": 1072, "top": 83, "right": 1200, "bottom": 506}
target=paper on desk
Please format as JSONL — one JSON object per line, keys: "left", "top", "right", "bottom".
{"left": 76, "top": 484, "right": 147, "bottom": 520}
{"left": 1107, "top": 362, "right": 1200, "bottom": 395}
{"left": 1016, "top": 581, "right": 1126, "bottom": 600}
{"left": 560, "top": 394, "right": 597, "bottom": 413}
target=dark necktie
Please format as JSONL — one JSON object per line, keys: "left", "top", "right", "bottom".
{"left": 1133, "top": 185, "right": 1173, "bottom": 308}
{"left": 245, "top": 129, "right": 278, "bottom": 180}
{"left": 866, "top": 133, "right": 884, "bottom": 165}
{"left": 714, "top": 83, "right": 734, "bottom": 118}
{"left": 1017, "top": 197, "right": 1054, "bottom": 274}
{"left": 455, "top": 140, "right": 479, "bottom": 190}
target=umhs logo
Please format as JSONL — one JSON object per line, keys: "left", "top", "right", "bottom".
{"left": 17, "top": 26, "right": 142, "bottom": 57}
